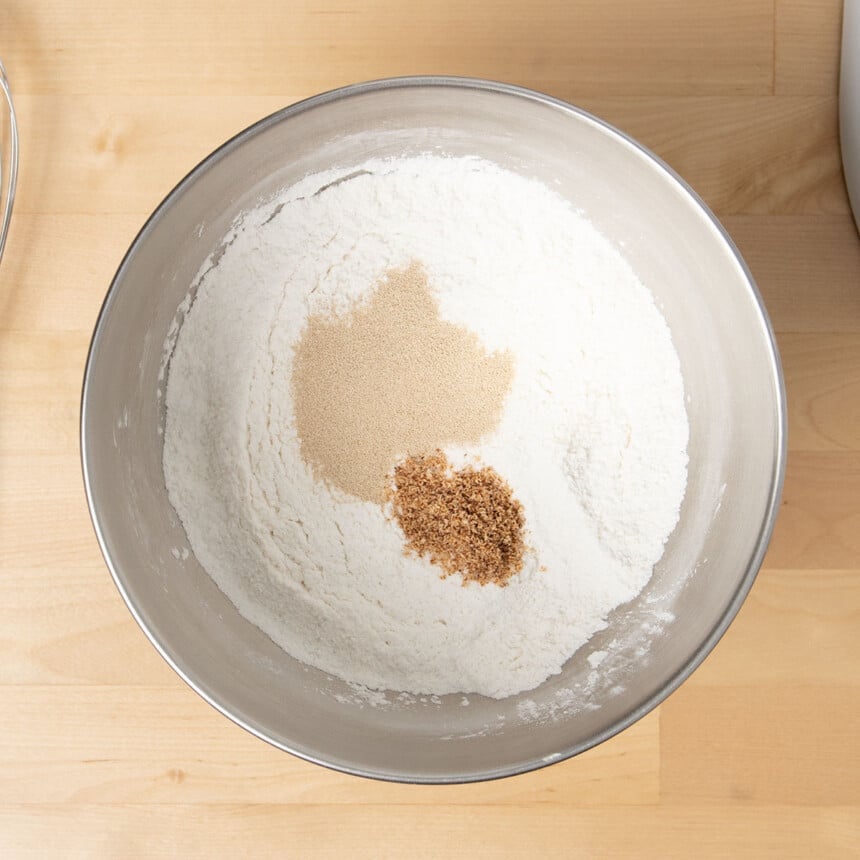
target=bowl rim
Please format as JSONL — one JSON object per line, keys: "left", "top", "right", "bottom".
{"left": 80, "top": 74, "right": 788, "bottom": 785}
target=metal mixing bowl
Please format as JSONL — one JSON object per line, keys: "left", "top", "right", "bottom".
{"left": 81, "top": 77, "right": 786, "bottom": 783}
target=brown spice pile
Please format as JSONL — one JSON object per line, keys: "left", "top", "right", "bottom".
{"left": 388, "top": 451, "right": 525, "bottom": 587}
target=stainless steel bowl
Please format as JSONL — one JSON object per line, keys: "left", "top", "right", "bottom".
{"left": 81, "top": 77, "right": 786, "bottom": 783}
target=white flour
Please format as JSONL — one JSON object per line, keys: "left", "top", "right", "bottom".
{"left": 163, "top": 155, "right": 689, "bottom": 699}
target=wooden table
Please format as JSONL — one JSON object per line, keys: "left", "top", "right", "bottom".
{"left": 1, "top": 1, "right": 857, "bottom": 856}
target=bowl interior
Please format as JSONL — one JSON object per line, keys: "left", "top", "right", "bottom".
{"left": 82, "top": 80, "right": 784, "bottom": 782}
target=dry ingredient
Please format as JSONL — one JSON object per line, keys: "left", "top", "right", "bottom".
{"left": 162, "top": 154, "right": 689, "bottom": 699}
{"left": 292, "top": 261, "right": 513, "bottom": 504}
{"left": 388, "top": 451, "right": 525, "bottom": 587}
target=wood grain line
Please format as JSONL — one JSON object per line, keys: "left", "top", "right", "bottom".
{"left": 0, "top": 802, "right": 855, "bottom": 858}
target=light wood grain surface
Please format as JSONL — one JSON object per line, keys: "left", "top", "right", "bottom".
{"left": 1, "top": 1, "right": 858, "bottom": 856}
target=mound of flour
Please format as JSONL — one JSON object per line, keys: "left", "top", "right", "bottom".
{"left": 163, "top": 155, "right": 689, "bottom": 699}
